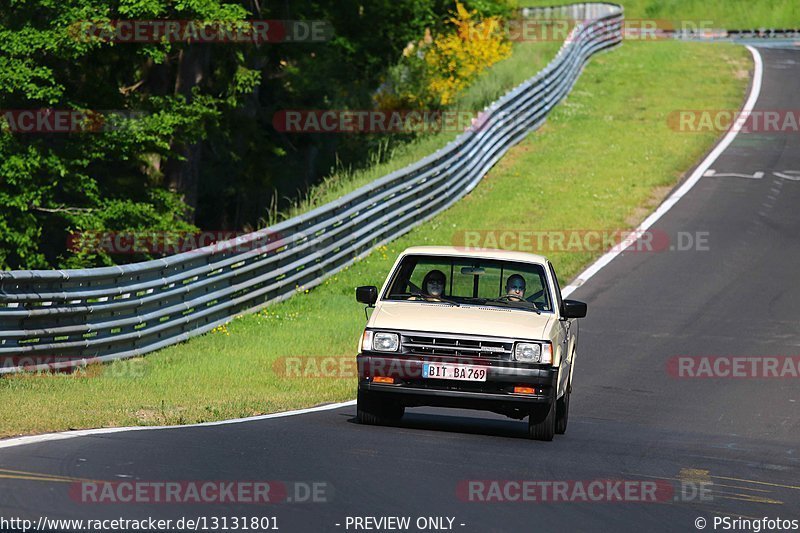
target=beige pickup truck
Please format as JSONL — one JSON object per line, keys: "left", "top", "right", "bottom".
{"left": 355, "top": 246, "right": 587, "bottom": 441}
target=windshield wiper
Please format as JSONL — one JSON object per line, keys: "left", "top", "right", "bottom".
{"left": 485, "top": 298, "right": 541, "bottom": 314}
{"left": 408, "top": 290, "right": 461, "bottom": 307}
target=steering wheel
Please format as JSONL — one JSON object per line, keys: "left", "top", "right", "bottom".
{"left": 496, "top": 295, "right": 524, "bottom": 302}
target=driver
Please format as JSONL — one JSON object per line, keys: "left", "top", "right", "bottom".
{"left": 422, "top": 269, "right": 446, "bottom": 297}
{"left": 505, "top": 274, "right": 526, "bottom": 300}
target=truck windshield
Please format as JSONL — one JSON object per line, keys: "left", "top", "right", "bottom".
{"left": 384, "top": 254, "right": 552, "bottom": 313}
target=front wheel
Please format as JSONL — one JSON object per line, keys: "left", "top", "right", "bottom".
{"left": 555, "top": 388, "right": 570, "bottom": 435}
{"left": 528, "top": 401, "right": 555, "bottom": 441}
{"left": 356, "top": 390, "right": 404, "bottom": 425}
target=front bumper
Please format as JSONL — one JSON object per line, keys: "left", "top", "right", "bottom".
{"left": 357, "top": 352, "right": 557, "bottom": 413}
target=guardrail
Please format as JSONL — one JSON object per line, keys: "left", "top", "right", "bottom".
{"left": 0, "top": 3, "right": 623, "bottom": 373}
{"left": 670, "top": 28, "right": 800, "bottom": 41}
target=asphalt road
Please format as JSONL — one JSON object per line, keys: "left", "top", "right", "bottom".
{"left": 1, "top": 46, "right": 798, "bottom": 533}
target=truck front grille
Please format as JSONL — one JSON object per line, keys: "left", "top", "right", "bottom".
{"left": 400, "top": 331, "right": 514, "bottom": 360}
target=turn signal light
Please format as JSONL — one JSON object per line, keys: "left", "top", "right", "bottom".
{"left": 373, "top": 376, "right": 395, "bottom": 384}
{"left": 513, "top": 386, "right": 536, "bottom": 394}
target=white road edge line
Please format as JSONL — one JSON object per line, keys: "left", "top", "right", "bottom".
{"left": 562, "top": 45, "right": 764, "bottom": 298}
{"left": 0, "top": 401, "right": 356, "bottom": 450}
{"left": 0, "top": 47, "right": 764, "bottom": 451}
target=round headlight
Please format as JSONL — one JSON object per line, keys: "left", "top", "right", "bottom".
{"left": 514, "top": 342, "right": 541, "bottom": 362}
{"left": 373, "top": 332, "right": 400, "bottom": 352}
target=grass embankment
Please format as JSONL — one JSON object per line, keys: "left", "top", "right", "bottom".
{"left": 0, "top": 40, "right": 751, "bottom": 438}
{"left": 518, "top": 0, "right": 800, "bottom": 29}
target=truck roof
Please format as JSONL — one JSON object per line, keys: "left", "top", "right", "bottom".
{"left": 399, "top": 245, "right": 549, "bottom": 265}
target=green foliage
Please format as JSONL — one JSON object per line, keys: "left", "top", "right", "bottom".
{"left": 375, "top": 2, "right": 514, "bottom": 110}
{"left": 0, "top": 0, "right": 251, "bottom": 269}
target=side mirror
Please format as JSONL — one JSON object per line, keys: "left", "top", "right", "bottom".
{"left": 356, "top": 286, "right": 378, "bottom": 306}
{"left": 561, "top": 299, "right": 587, "bottom": 319}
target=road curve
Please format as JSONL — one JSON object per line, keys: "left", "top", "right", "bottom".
{"left": 1, "top": 46, "right": 798, "bottom": 533}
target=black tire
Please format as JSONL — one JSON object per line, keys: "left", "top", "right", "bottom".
{"left": 383, "top": 403, "right": 405, "bottom": 421}
{"left": 528, "top": 401, "right": 556, "bottom": 441}
{"left": 356, "top": 390, "right": 404, "bottom": 425}
{"left": 555, "top": 388, "right": 570, "bottom": 435}
{"left": 356, "top": 390, "right": 383, "bottom": 425}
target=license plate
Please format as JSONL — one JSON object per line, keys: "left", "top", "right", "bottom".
{"left": 422, "top": 362, "right": 487, "bottom": 382}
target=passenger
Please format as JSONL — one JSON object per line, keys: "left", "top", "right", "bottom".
{"left": 505, "top": 274, "right": 526, "bottom": 300}
{"left": 422, "top": 270, "right": 446, "bottom": 297}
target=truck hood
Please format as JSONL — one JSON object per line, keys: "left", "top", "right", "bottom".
{"left": 369, "top": 301, "right": 552, "bottom": 340}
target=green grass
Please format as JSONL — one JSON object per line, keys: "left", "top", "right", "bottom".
{"left": 517, "top": 0, "right": 800, "bottom": 29}
{"left": 0, "top": 40, "right": 751, "bottom": 438}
